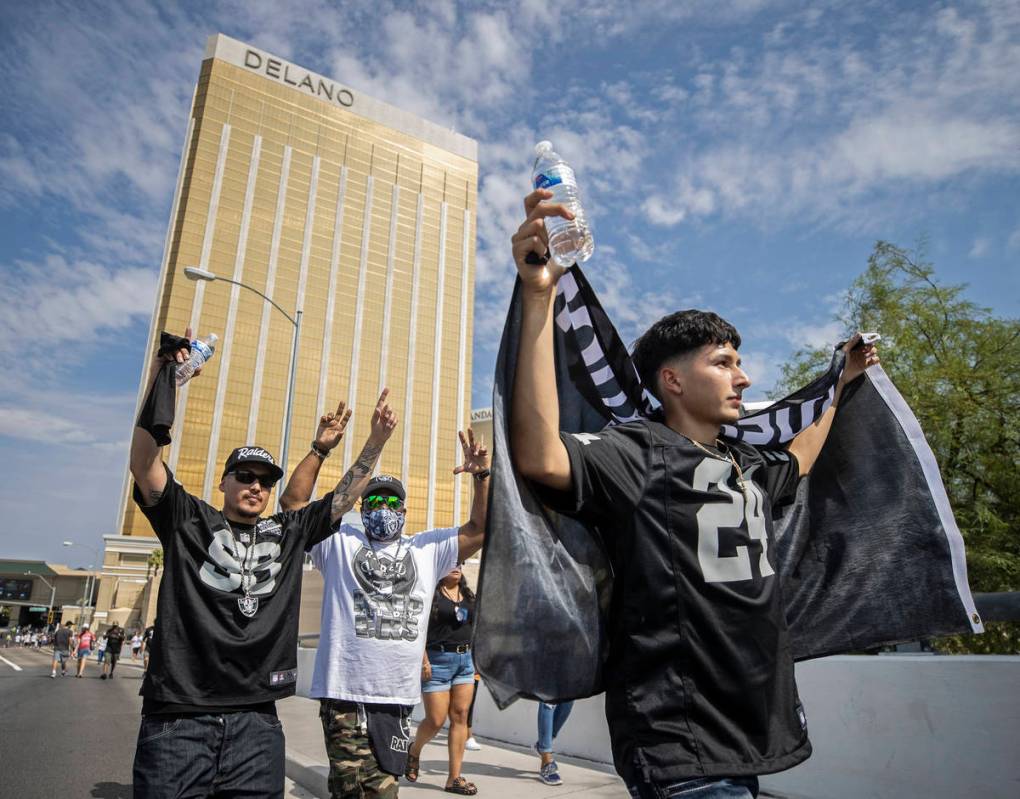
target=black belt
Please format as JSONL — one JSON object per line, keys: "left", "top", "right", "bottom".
{"left": 428, "top": 643, "right": 471, "bottom": 654}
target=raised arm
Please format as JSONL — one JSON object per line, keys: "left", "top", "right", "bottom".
{"left": 510, "top": 189, "right": 573, "bottom": 491}
{"left": 130, "top": 328, "right": 192, "bottom": 504}
{"left": 328, "top": 391, "right": 398, "bottom": 525}
{"left": 278, "top": 399, "right": 353, "bottom": 511}
{"left": 455, "top": 429, "right": 491, "bottom": 561}
{"left": 787, "top": 334, "right": 880, "bottom": 476}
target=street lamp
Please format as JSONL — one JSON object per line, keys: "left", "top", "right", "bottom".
{"left": 184, "top": 266, "right": 303, "bottom": 510}
{"left": 24, "top": 571, "right": 56, "bottom": 625}
{"left": 63, "top": 540, "right": 99, "bottom": 625}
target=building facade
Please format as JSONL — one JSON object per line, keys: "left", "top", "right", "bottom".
{"left": 119, "top": 33, "right": 477, "bottom": 532}
{"left": 0, "top": 560, "right": 98, "bottom": 629}
{"left": 97, "top": 34, "right": 479, "bottom": 629}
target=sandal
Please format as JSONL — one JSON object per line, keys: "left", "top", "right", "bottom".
{"left": 404, "top": 752, "right": 420, "bottom": 782}
{"left": 444, "top": 776, "right": 478, "bottom": 795}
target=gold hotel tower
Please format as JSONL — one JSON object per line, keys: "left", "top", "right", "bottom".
{"left": 101, "top": 34, "right": 477, "bottom": 628}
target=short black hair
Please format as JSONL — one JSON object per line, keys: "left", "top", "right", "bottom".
{"left": 631, "top": 310, "right": 741, "bottom": 399}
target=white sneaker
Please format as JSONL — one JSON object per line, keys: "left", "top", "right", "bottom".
{"left": 50, "top": 671, "right": 56, "bottom": 678}
{"left": 465, "top": 737, "right": 481, "bottom": 751}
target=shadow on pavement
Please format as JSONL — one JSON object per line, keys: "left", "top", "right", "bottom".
{"left": 402, "top": 757, "right": 545, "bottom": 789}
{"left": 91, "top": 782, "right": 132, "bottom": 798}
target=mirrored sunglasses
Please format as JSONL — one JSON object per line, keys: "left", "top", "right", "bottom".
{"left": 362, "top": 494, "right": 404, "bottom": 511}
{"left": 230, "top": 469, "right": 278, "bottom": 488}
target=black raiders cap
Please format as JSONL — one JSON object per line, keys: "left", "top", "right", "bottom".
{"left": 222, "top": 446, "right": 285, "bottom": 482}
{"left": 361, "top": 474, "right": 406, "bottom": 501}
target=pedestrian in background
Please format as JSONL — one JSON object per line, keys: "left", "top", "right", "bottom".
{"left": 407, "top": 563, "right": 478, "bottom": 795}
{"left": 75, "top": 623, "right": 95, "bottom": 678}
{"left": 536, "top": 702, "right": 575, "bottom": 786}
{"left": 465, "top": 672, "right": 482, "bottom": 752}
{"left": 51, "top": 621, "right": 74, "bottom": 678}
{"left": 102, "top": 623, "right": 126, "bottom": 680}
{"left": 141, "top": 623, "right": 155, "bottom": 672}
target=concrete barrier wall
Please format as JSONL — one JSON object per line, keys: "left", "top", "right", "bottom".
{"left": 296, "top": 651, "right": 1020, "bottom": 799}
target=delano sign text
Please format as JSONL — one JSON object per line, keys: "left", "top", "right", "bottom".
{"left": 244, "top": 50, "right": 354, "bottom": 108}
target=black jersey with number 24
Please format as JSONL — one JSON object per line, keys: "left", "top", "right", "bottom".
{"left": 538, "top": 419, "right": 811, "bottom": 784}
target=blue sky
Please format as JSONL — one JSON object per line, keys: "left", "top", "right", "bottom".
{"left": 1, "top": 0, "right": 1018, "bottom": 565}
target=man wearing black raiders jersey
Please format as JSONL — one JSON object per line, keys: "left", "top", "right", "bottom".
{"left": 128, "top": 330, "right": 398, "bottom": 799}
{"left": 510, "top": 189, "right": 878, "bottom": 798}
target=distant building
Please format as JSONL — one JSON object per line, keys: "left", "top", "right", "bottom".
{"left": 0, "top": 560, "right": 98, "bottom": 629}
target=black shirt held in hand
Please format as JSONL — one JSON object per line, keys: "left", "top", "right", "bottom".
{"left": 426, "top": 590, "right": 475, "bottom": 649}
{"left": 534, "top": 420, "right": 809, "bottom": 785}
{"left": 133, "top": 464, "right": 334, "bottom": 713}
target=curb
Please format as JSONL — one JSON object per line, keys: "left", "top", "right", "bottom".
{"left": 285, "top": 750, "right": 328, "bottom": 799}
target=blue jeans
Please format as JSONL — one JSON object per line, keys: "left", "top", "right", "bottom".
{"left": 627, "top": 776, "right": 759, "bottom": 799}
{"left": 536, "top": 701, "right": 574, "bottom": 753}
{"left": 132, "top": 711, "right": 284, "bottom": 798}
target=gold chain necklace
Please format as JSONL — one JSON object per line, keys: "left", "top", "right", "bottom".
{"left": 683, "top": 435, "right": 748, "bottom": 497}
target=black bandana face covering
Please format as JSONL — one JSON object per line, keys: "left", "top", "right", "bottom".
{"left": 362, "top": 507, "right": 405, "bottom": 542}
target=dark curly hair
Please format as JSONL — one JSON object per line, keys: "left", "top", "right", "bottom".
{"left": 431, "top": 572, "right": 476, "bottom": 622}
{"left": 631, "top": 310, "right": 741, "bottom": 400}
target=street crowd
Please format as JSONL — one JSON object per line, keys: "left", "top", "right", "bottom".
{"left": 113, "top": 185, "right": 880, "bottom": 799}
{"left": 4, "top": 622, "right": 154, "bottom": 678}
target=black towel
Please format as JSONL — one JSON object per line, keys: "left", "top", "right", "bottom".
{"left": 136, "top": 332, "right": 190, "bottom": 446}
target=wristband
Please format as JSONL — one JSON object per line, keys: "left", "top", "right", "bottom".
{"left": 310, "top": 442, "right": 330, "bottom": 459}
{"left": 473, "top": 469, "right": 491, "bottom": 481}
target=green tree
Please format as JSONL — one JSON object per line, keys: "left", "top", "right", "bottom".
{"left": 146, "top": 549, "right": 164, "bottom": 581}
{"left": 775, "top": 241, "right": 1020, "bottom": 654}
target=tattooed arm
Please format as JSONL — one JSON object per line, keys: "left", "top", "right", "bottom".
{"left": 281, "top": 389, "right": 397, "bottom": 516}
{"left": 329, "top": 393, "right": 398, "bottom": 523}
{"left": 131, "top": 327, "right": 193, "bottom": 506}
{"left": 455, "top": 429, "right": 491, "bottom": 561}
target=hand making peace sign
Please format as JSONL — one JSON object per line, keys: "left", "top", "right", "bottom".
{"left": 453, "top": 428, "right": 489, "bottom": 476}
{"left": 368, "top": 388, "right": 398, "bottom": 445}
{"left": 313, "top": 399, "right": 353, "bottom": 452}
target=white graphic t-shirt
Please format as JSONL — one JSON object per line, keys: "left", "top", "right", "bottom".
{"left": 310, "top": 523, "right": 460, "bottom": 705}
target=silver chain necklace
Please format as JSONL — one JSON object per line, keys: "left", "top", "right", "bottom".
{"left": 224, "top": 518, "right": 259, "bottom": 618}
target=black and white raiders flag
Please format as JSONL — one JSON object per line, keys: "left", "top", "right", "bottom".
{"left": 475, "top": 264, "right": 983, "bottom": 708}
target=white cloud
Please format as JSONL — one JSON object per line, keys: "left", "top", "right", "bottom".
{"left": 643, "top": 1, "right": 1020, "bottom": 229}
{"left": 969, "top": 237, "right": 991, "bottom": 258}
{"left": 0, "top": 254, "right": 156, "bottom": 361}
{"left": 1007, "top": 226, "right": 1020, "bottom": 251}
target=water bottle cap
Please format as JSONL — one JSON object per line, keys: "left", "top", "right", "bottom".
{"left": 534, "top": 141, "right": 553, "bottom": 155}
{"left": 203, "top": 333, "right": 219, "bottom": 344}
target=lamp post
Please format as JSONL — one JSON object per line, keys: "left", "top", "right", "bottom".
{"left": 63, "top": 541, "right": 99, "bottom": 626}
{"left": 184, "top": 266, "right": 302, "bottom": 510}
{"left": 24, "top": 571, "right": 56, "bottom": 625}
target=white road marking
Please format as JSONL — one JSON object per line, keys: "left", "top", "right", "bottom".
{"left": 1, "top": 655, "right": 23, "bottom": 671}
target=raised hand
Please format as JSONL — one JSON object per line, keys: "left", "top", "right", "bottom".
{"left": 840, "top": 333, "right": 881, "bottom": 385}
{"left": 314, "top": 399, "right": 353, "bottom": 452}
{"left": 840, "top": 332, "right": 881, "bottom": 385}
{"left": 368, "top": 388, "right": 398, "bottom": 444}
{"left": 511, "top": 189, "right": 571, "bottom": 294}
{"left": 453, "top": 428, "right": 490, "bottom": 476}
{"left": 150, "top": 326, "right": 195, "bottom": 379}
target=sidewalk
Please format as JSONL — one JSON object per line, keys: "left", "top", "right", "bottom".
{"left": 279, "top": 696, "right": 628, "bottom": 798}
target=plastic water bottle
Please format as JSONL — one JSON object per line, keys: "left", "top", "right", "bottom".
{"left": 175, "top": 333, "right": 218, "bottom": 386}
{"left": 531, "top": 141, "right": 594, "bottom": 267}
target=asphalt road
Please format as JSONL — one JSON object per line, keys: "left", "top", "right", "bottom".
{"left": 0, "top": 646, "right": 314, "bottom": 798}
{"left": 0, "top": 645, "right": 144, "bottom": 798}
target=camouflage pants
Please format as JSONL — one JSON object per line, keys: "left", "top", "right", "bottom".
{"left": 320, "top": 699, "right": 399, "bottom": 799}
